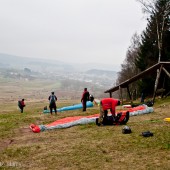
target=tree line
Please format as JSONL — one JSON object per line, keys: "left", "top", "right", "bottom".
{"left": 116, "top": 0, "right": 170, "bottom": 100}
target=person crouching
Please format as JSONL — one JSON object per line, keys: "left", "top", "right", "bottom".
{"left": 97, "top": 98, "right": 120, "bottom": 125}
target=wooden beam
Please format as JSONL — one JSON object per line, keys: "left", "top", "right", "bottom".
{"left": 162, "top": 67, "right": 170, "bottom": 78}
{"left": 165, "top": 90, "right": 170, "bottom": 98}
{"left": 105, "top": 62, "right": 161, "bottom": 93}
{"left": 105, "top": 62, "right": 170, "bottom": 94}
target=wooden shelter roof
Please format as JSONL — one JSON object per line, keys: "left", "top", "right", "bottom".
{"left": 104, "top": 62, "right": 170, "bottom": 94}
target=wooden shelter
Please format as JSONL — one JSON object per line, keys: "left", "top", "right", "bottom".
{"left": 104, "top": 62, "right": 170, "bottom": 104}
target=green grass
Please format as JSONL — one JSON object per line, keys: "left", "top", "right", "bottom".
{"left": 0, "top": 78, "right": 170, "bottom": 169}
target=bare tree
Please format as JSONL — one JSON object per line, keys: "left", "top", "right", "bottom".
{"left": 117, "top": 33, "right": 141, "bottom": 99}
{"left": 137, "top": 0, "right": 170, "bottom": 103}
{"left": 137, "top": 0, "right": 170, "bottom": 62}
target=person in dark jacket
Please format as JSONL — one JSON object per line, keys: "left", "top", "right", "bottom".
{"left": 141, "top": 89, "right": 146, "bottom": 103}
{"left": 81, "top": 88, "right": 90, "bottom": 111}
{"left": 18, "top": 99, "right": 25, "bottom": 113}
{"left": 48, "top": 92, "right": 57, "bottom": 115}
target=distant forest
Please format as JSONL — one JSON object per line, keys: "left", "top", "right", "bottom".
{"left": 116, "top": 0, "right": 170, "bottom": 99}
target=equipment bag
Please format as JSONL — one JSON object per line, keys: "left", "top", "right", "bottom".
{"left": 115, "top": 111, "right": 129, "bottom": 125}
{"left": 96, "top": 111, "right": 129, "bottom": 126}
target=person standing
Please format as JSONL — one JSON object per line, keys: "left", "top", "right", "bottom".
{"left": 141, "top": 89, "right": 146, "bottom": 103}
{"left": 98, "top": 98, "right": 120, "bottom": 125}
{"left": 48, "top": 92, "right": 57, "bottom": 115}
{"left": 18, "top": 99, "right": 25, "bottom": 113}
{"left": 81, "top": 88, "right": 90, "bottom": 111}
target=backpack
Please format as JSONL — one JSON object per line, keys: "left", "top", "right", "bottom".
{"left": 89, "top": 95, "right": 94, "bottom": 102}
{"left": 18, "top": 101, "right": 22, "bottom": 107}
{"left": 115, "top": 111, "right": 129, "bottom": 125}
{"left": 50, "top": 95, "right": 56, "bottom": 104}
{"left": 145, "top": 100, "right": 154, "bottom": 107}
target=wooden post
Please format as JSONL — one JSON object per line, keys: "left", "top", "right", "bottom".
{"left": 127, "top": 85, "right": 132, "bottom": 104}
{"left": 109, "top": 92, "right": 112, "bottom": 98}
{"left": 152, "top": 65, "right": 163, "bottom": 103}
{"left": 119, "top": 86, "right": 123, "bottom": 105}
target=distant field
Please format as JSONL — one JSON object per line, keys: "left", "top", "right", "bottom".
{"left": 0, "top": 78, "right": 169, "bottom": 170}
{"left": 0, "top": 75, "right": 108, "bottom": 103}
{"left": 0, "top": 76, "right": 83, "bottom": 103}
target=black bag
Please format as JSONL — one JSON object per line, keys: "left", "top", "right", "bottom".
{"left": 96, "top": 118, "right": 100, "bottom": 126}
{"left": 102, "top": 115, "right": 114, "bottom": 125}
{"left": 44, "top": 106, "right": 47, "bottom": 110}
{"left": 145, "top": 100, "right": 154, "bottom": 107}
{"left": 141, "top": 131, "right": 153, "bottom": 137}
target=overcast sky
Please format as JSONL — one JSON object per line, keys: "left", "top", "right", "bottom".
{"left": 0, "top": 0, "right": 147, "bottom": 66}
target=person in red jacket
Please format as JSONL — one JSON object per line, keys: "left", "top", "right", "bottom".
{"left": 18, "top": 99, "right": 26, "bottom": 113}
{"left": 98, "top": 98, "right": 120, "bottom": 125}
{"left": 81, "top": 88, "right": 90, "bottom": 111}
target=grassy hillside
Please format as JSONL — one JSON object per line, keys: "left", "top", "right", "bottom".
{"left": 0, "top": 77, "right": 169, "bottom": 170}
